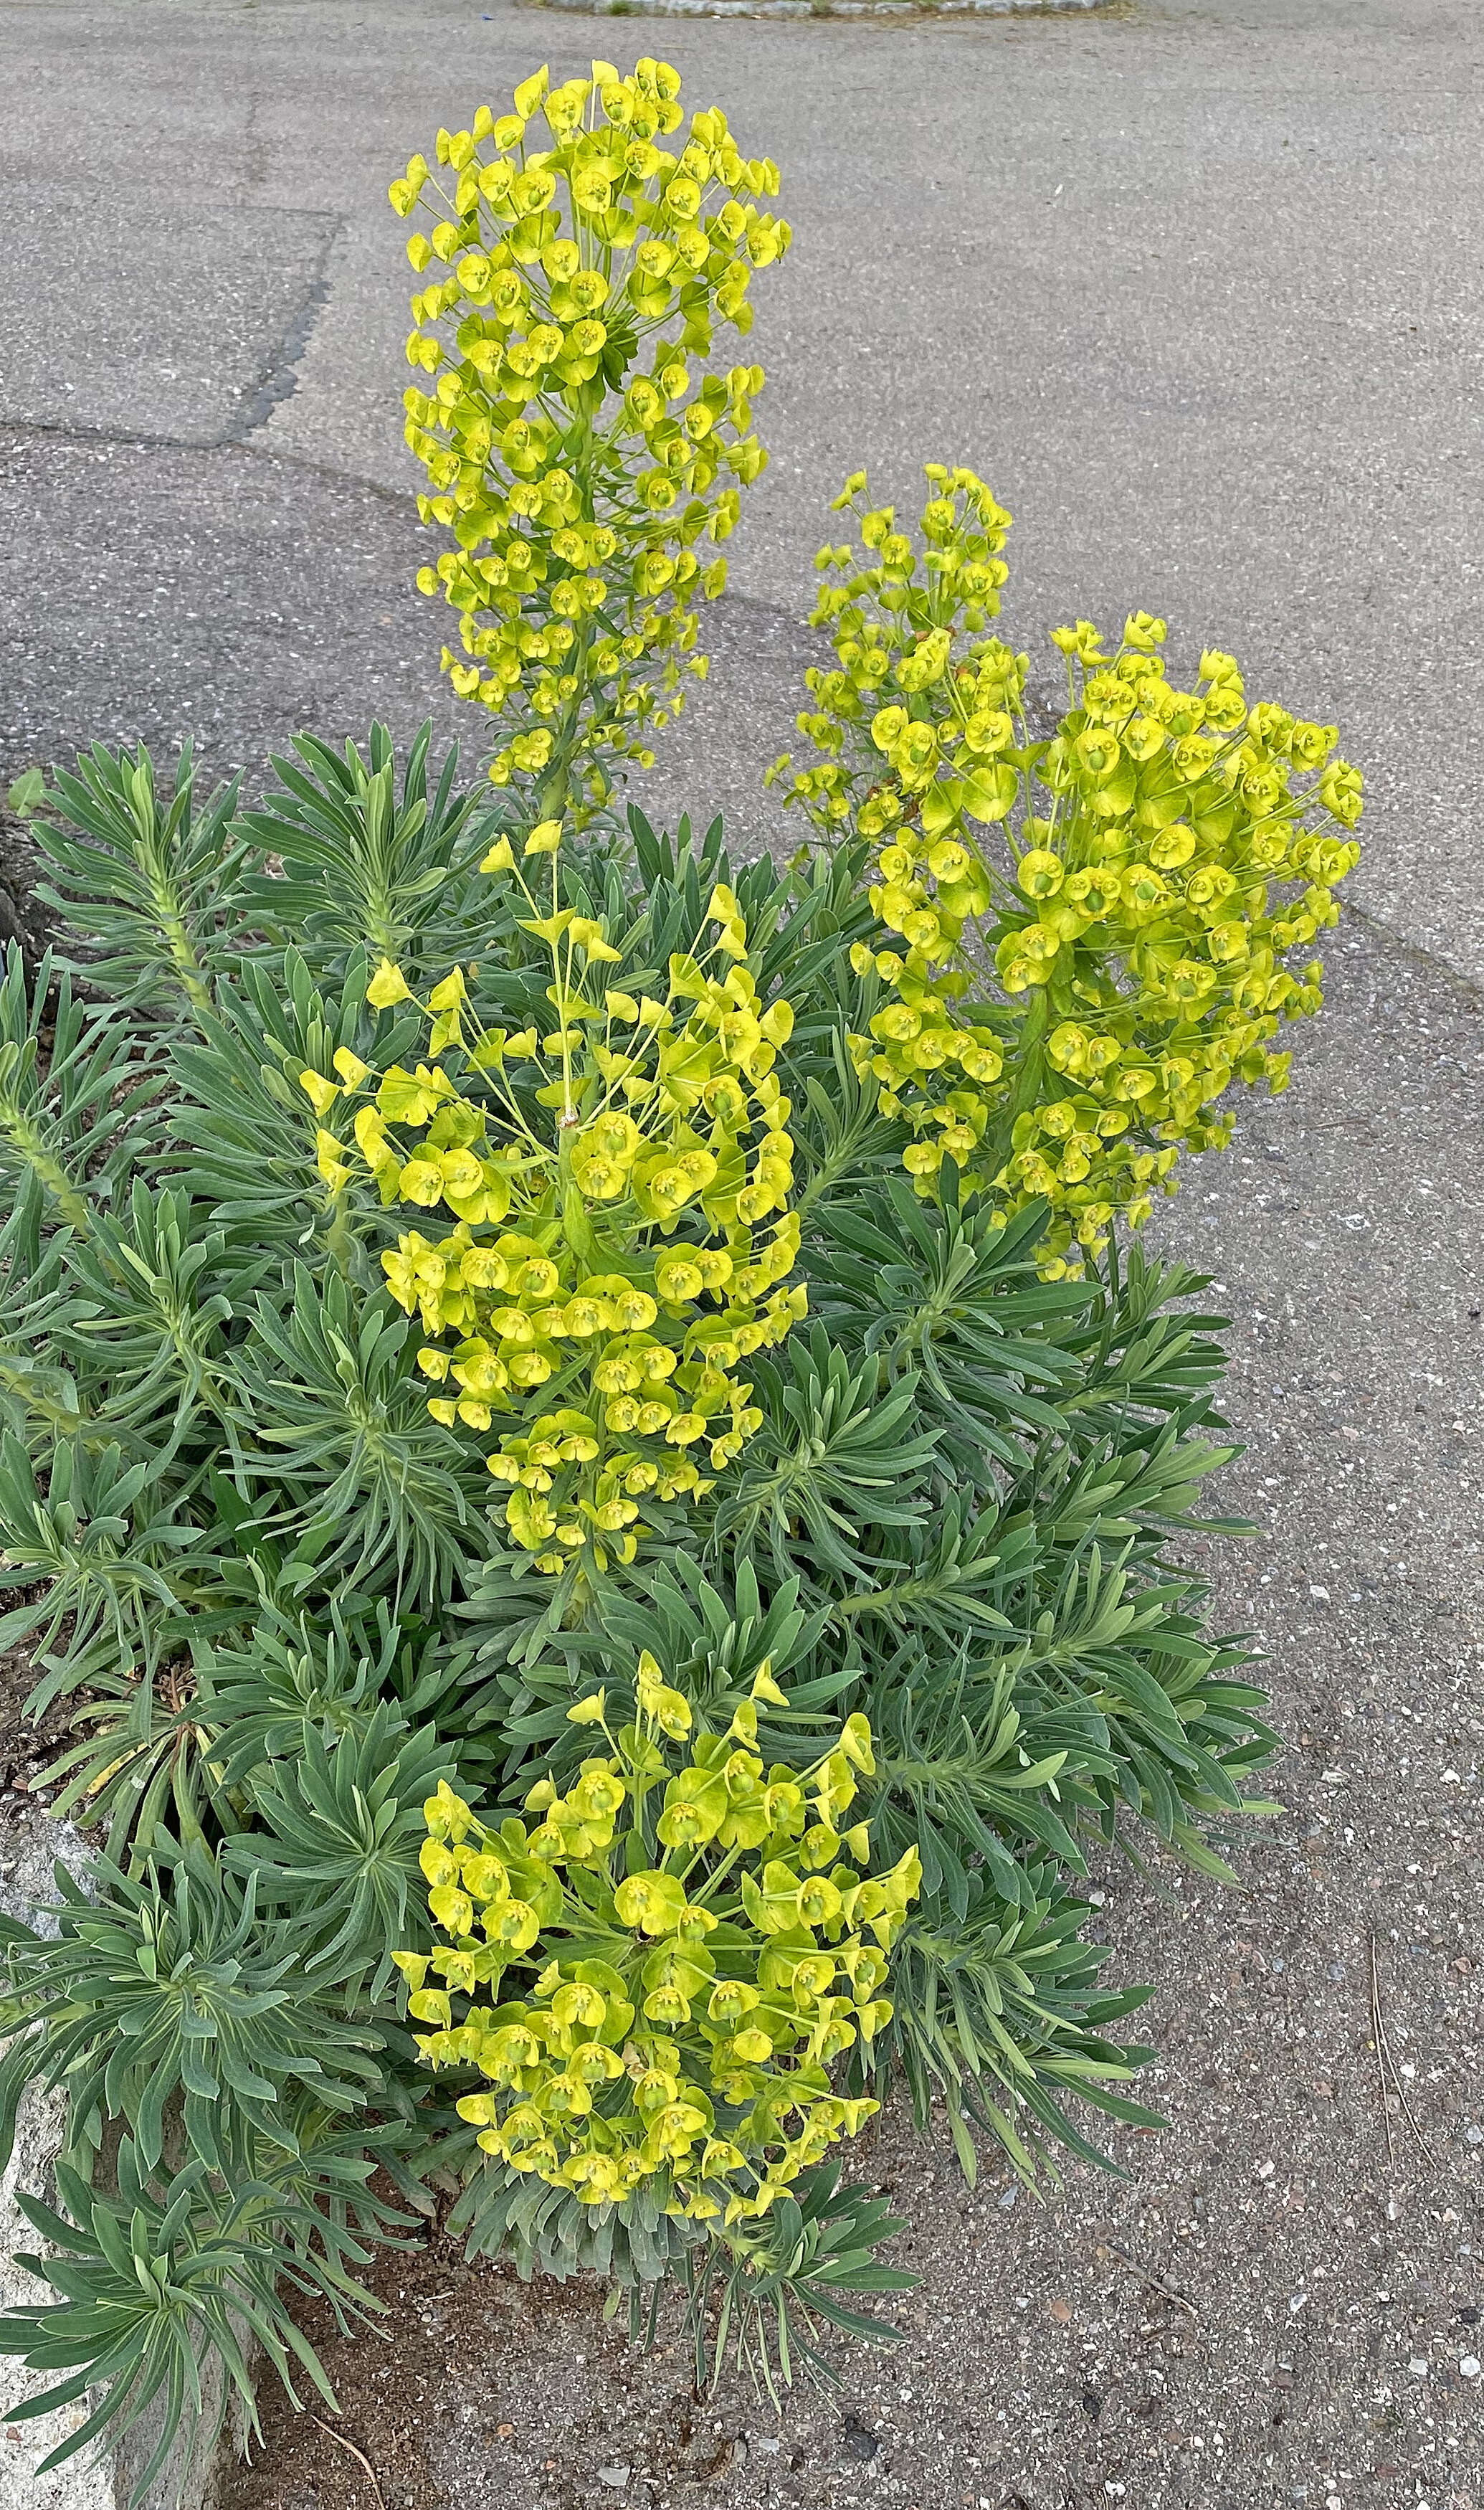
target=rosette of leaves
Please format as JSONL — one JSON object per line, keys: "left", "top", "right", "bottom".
{"left": 773, "top": 465, "right": 1362, "bottom": 1271}
{"left": 389, "top": 59, "right": 788, "bottom": 818}
{"left": 395, "top": 1663, "right": 920, "bottom": 2225}
{"left": 0, "top": 1844, "right": 429, "bottom": 2491}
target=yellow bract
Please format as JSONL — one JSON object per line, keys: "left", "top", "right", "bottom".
{"left": 395, "top": 1673, "right": 919, "bottom": 2221}
{"left": 776, "top": 465, "right": 1362, "bottom": 1274}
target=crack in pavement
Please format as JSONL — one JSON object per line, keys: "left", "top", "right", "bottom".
{"left": 226, "top": 215, "right": 343, "bottom": 442}
{"left": 0, "top": 212, "right": 343, "bottom": 458}
{"left": 0, "top": 421, "right": 819, "bottom": 654}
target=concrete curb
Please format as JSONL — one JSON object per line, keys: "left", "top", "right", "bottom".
{"left": 1, "top": 1808, "right": 246, "bottom": 2510}
{"left": 534, "top": 0, "right": 1105, "bottom": 22}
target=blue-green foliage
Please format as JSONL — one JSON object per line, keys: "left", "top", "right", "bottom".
{"left": 0, "top": 736, "right": 1271, "bottom": 2486}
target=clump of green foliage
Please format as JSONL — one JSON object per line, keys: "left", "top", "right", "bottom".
{"left": 0, "top": 53, "right": 1358, "bottom": 2499}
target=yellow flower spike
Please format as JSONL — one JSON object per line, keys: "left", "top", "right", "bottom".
{"left": 524, "top": 818, "right": 563, "bottom": 856}
{"left": 391, "top": 73, "right": 784, "bottom": 822}
{"left": 398, "top": 1680, "right": 917, "bottom": 2211}
{"left": 786, "top": 460, "right": 1356, "bottom": 1266}
{"left": 342, "top": 711, "right": 802, "bottom": 1566}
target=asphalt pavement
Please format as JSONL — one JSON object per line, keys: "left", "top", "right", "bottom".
{"left": 3, "top": 0, "right": 1483, "bottom": 974}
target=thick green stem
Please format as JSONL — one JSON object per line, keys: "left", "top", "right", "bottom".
{"left": 2, "top": 1107, "right": 94, "bottom": 1234}
{"left": 320, "top": 1188, "right": 355, "bottom": 1276}
{"left": 141, "top": 850, "right": 213, "bottom": 1018}
{"left": 536, "top": 620, "right": 596, "bottom": 827}
{"left": 558, "top": 1169, "right": 598, "bottom": 1269}
{"left": 791, "top": 1096, "right": 880, "bottom": 1238}
{"left": 535, "top": 406, "right": 601, "bottom": 824}
{"left": 980, "top": 984, "right": 1051, "bottom": 1173}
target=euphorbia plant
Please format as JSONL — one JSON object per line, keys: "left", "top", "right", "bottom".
{"left": 0, "top": 49, "right": 1365, "bottom": 2487}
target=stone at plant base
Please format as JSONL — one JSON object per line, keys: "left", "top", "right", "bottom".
{"left": 0, "top": 1804, "right": 248, "bottom": 2510}
{"left": 1, "top": 2081, "right": 118, "bottom": 2510}
{"left": 1, "top": 1806, "right": 113, "bottom": 2509}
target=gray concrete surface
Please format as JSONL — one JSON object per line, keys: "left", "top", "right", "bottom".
{"left": 1, "top": 2, "right": 1482, "bottom": 2506}
{"left": 4, "top": 194, "right": 338, "bottom": 445}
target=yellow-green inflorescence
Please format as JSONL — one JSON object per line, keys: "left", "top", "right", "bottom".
{"left": 298, "top": 825, "right": 804, "bottom": 1573}
{"left": 773, "top": 466, "right": 1364, "bottom": 1274}
{"left": 389, "top": 58, "right": 789, "bottom": 819}
{"left": 394, "top": 1662, "right": 920, "bottom": 2222}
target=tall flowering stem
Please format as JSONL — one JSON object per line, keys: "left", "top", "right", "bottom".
{"left": 775, "top": 467, "right": 1364, "bottom": 1273}
{"left": 389, "top": 59, "right": 789, "bottom": 820}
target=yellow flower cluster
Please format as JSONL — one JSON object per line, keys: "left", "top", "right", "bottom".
{"left": 300, "top": 825, "right": 804, "bottom": 1571}
{"left": 773, "top": 467, "right": 1363, "bottom": 1271}
{"left": 389, "top": 60, "right": 788, "bottom": 816}
{"left": 394, "top": 1664, "right": 921, "bottom": 2222}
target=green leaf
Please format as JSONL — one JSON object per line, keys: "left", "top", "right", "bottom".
{"left": 6, "top": 767, "right": 45, "bottom": 818}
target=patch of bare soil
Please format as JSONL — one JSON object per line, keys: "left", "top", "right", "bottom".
{"left": 0, "top": 1622, "right": 71, "bottom": 1801}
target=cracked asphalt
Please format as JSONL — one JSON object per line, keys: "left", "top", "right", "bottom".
{"left": 1, "top": 2, "right": 1482, "bottom": 2506}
